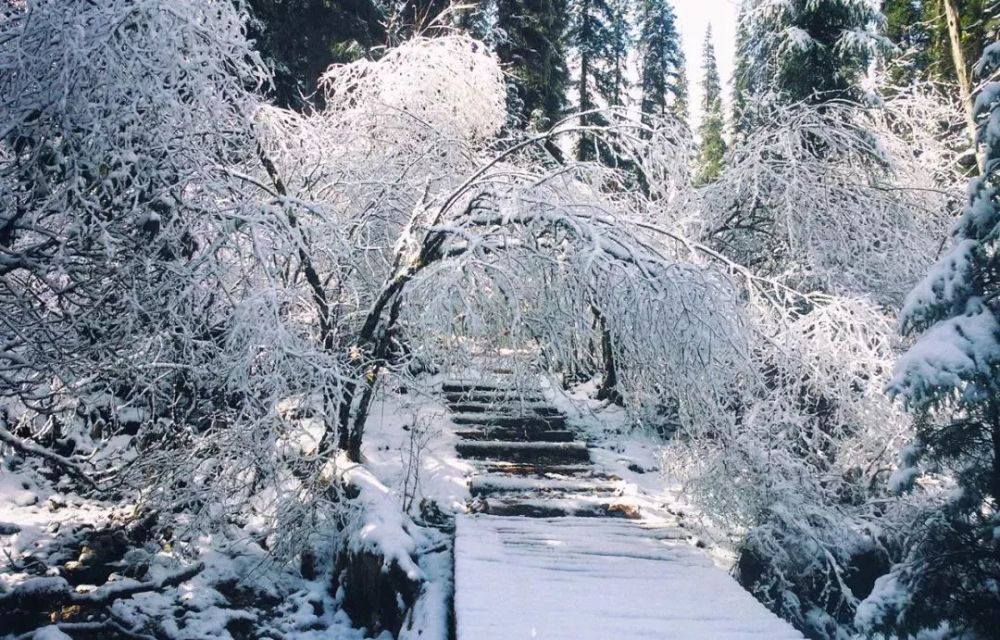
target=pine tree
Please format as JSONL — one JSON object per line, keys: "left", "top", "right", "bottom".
{"left": 731, "top": 4, "right": 759, "bottom": 139}
{"left": 696, "top": 26, "right": 726, "bottom": 184}
{"left": 878, "top": 42, "right": 1000, "bottom": 636}
{"left": 495, "top": 0, "right": 571, "bottom": 133}
{"left": 733, "top": 0, "right": 884, "bottom": 117}
{"left": 637, "top": 0, "right": 687, "bottom": 126}
{"left": 385, "top": 0, "right": 457, "bottom": 42}
{"left": 881, "top": 0, "right": 934, "bottom": 86}
{"left": 570, "top": 0, "right": 631, "bottom": 160}
{"left": 607, "top": 0, "right": 631, "bottom": 108}
{"left": 672, "top": 54, "right": 690, "bottom": 122}
{"left": 454, "top": 0, "right": 500, "bottom": 45}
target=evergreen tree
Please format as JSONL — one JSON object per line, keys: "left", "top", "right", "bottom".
{"left": 608, "top": 0, "right": 632, "bottom": 108}
{"left": 495, "top": 0, "right": 571, "bottom": 133}
{"left": 672, "top": 54, "right": 690, "bottom": 122}
{"left": 731, "top": 4, "right": 759, "bottom": 139}
{"left": 877, "top": 42, "right": 1000, "bottom": 636}
{"left": 696, "top": 26, "right": 726, "bottom": 184}
{"left": 881, "top": 0, "right": 934, "bottom": 86}
{"left": 637, "top": 0, "right": 687, "bottom": 126}
{"left": 733, "top": 0, "right": 885, "bottom": 117}
{"left": 570, "top": 0, "right": 631, "bottom": 160}
{"left": 454, "top": 0, "right": 500, "bottom": 45}
{"left": 900, "top": 0, "right": 999, "bottom": 87}
{"left": 385, "top": 0, "right": 454, "bottom": 42}
{"left": 246, "top": 0, "right": 384, "bottom": 110}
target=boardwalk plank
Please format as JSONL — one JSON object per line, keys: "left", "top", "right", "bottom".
{"left": 454, "top": 515, "right": 805, "bottom": 640}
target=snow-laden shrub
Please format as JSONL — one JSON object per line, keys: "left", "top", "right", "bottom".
{"left": 673, "top": 295, "right": 915, "bottom": 637}
{"left": 321, "top": 35, "right": 506, "bottom": 141}
{"left": 661, "top": 85, "right": 968, "bottom": 639}
{"left": 0, "top": 0, "right": 348, "bottom": 560}
{"left": 699, "top": 93, "right": 961, "bottom": 305}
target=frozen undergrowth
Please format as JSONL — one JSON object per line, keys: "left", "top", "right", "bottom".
{"left": 0, "top": 366, "right": 891, "bottom": 639}
{"left": 0, "top": 460, "right": 367, "bottom": 640}
{"left": 0, "top": 383, "right": 466, "bottom": 640}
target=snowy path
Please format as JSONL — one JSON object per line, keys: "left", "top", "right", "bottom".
{"left": 454, "top": 515, "right": 805, "bottom": 640}
{"left": 442, "top": 374, "right": 803, "bottom": 639}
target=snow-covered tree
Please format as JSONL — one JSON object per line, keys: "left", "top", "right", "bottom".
{"left": 637, "top": 0, "right": 687, "bottom": 126}
{"left": 696, "top": 26, "right": 726, "bottom": 184}
{"left": 698, "top": 92, "right": 962, "bottom": 304}
{"left": 676, "top": 73, "right": 969, "bottom": 639}
{"left": 733, "top": 0, "right": 888, "bottom": 129}
{"left": 857, "top": 42, "right": 1000, "bottom": 637}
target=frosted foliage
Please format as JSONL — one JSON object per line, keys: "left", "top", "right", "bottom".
{"left": 594, "top": 262, "right": 752, "bottom": 425}
{"left": 0, "top": 0, "right": 268, "bottom": 400}
{"left": 699, "top": 95, "right": 960, "bottom": 304}
{"left": 393, "top": 171, "right": 750, "bottom": 426}
{"left": 751, "top": 0, "right": 887, "bottom": 59}
{"left": 676, "top": 295, "right": 910, "bottom": 518}
{"left": 0, "top": 0, "right": 351, "bottom": 557}
{"left": 252, "top": 41, "right": 508, "bottom": 307}
{"left": 321, "top": 36, "right": 506, "bottom": 140}
{"left": 899, "top": 239, "right": 977, "bottom": 334}
{"left": 662, "top": 291, "right": 916, "bottom": 634}
{"left": 891, "top": 299, "right": 1000, "bottom": 407}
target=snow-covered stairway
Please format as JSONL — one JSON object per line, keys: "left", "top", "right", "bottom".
{"left": 443, "top": 378, "right": 806, "bottom": 640}
{"left": 443, "top": 380, "right": 632, "bottom": 518}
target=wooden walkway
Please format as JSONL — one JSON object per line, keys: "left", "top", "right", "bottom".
{"left": 454, "top": 515, "right": 804, "bottom": 639}
{"left": 443, "top": 377, "right": 804, "bottom": 640}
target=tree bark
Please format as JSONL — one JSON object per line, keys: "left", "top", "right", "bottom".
{"left": 593, "top": 310, "right": 622, "bottom": 405}
{"left": 990, "top": 399, "right": 1000, "bottom": 512}
{"left": 942, "top": 0, "right": 983, "bottom": 172}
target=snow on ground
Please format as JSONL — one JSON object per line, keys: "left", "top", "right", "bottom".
{"left": 454, "top": 515, "right": 805, "bottom": 640}
{"left": 0, "top": 462, "right": 367, "bottom": 640}
{"left": 3, "top": 370, "right": 790, "bottom": 639}
{"left": 547, "top": 379, "right": 738, "bottom": 564}
{"left": 361, "top": 380, "right": 474, "bottom": 516}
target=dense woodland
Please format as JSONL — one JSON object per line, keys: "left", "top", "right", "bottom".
{"left": 1, "top": 0, "right": 1000, "bottom": 639}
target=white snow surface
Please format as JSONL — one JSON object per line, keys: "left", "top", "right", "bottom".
{"left": 899, "top": 238, "right": 976, "bottom": 331}
{"left": 454, "top": 515, "right": 804, "bottom": 640}
{"left": 890, "top": 299, "right": 1000, "bottom": 405}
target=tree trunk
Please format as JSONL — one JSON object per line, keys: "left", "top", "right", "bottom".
{"left": 942, "top": 0, "right": 983, "bottom": 172}
{"left": 335, "top": 229, "right": 450, "bottom": 461}
{"left": 990, "top": 399, "right": 1000, "bottom": 512}
{"left": 578, "top": 50, "right": 591, "bottom": 162}
{"left": 593, "top": 311, "right": 622, "bottom": 405}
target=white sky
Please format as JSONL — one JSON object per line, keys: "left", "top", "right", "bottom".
{"left": 673, "top": 0, "right": 740, "bottom": 127}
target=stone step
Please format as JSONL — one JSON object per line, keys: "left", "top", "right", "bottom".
{"left": 455, "top": 428, "right": 575, "bottom": 443}
{"left": 473, "top": 462, "right": 601, "bottom": 476}
{"left": 442, "top": 382, "right": 523, "bottom": 393}
{"left": 444, "top": 392, "right": 546, "bottom": 405}
{"left": 451, "top": 414, "right": 567, "bottom": 429}
{"left": 469, "top": 476, "right": 623, "bottom": 498}
{"left": 447, "top": 402, "right": 562, "bottom": 417}
{"left": 455, "top": 440, "right": 590, "bottom": 464}
{"left": 475, "top": 497, "right": 641, "bottom": 519}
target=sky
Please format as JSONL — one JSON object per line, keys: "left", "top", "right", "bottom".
{"left": 673, "top": 0, "right": 740, "bottom": 127}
